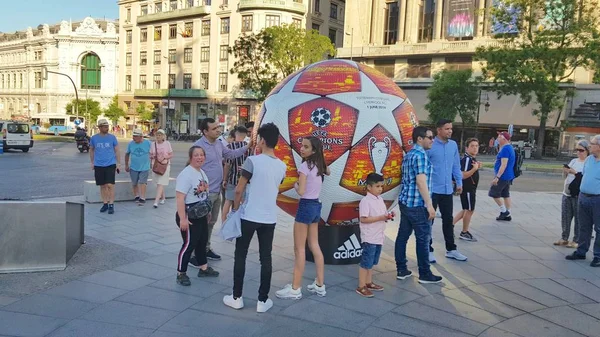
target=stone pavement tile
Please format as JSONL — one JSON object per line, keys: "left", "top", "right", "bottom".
{"left": 488, "top": 245, "right": 539, "bottom": 260}
{"left": 2, "top": 293, "right": 98, "bottom": 319}
{"left": 467, "top": 260, "right": 532, "bottom": 281}
{"left": 45, "top": 280, "right": 128, "bottom": 304}
{"left": 157, "top": 243, "right": 185, "bottom": 253}
{"left": 153, "top": 235, "right": 185, "bottom": 245}
{"left": 145, "top": 253, "right": 178, "bottom": 268}
{"left": 114, "top": 261, "right": 175, "bottom": 280}
{"left": 265, "top": 270, "right": 313, "bottom": 289}
{"left": 280, "top": 298, "right": 376, "bottom": 332}
{"left": 502, "top": 259, "right": 565, "bottom": 278}
{"left": 128, "top": 241, "right": 166, "bottom": 251}
{"left": 149, "top": 331, "right": 188, "bottom": 337}
{"left": 493, "top": 314, "right": 585, "bottom": 337}
{"left": 539, "top": 260, "right": 600, "bottom": 280}
{"left": 553, "top": 278, "right": 600, "bottom": 302}
{"left": 115, "top": 286, "right": 203, "bottom": 312}
{"left": 81, "top": 270, "right": 155, "bottom": 291}
{"left": 282, "top": 265, "right": 354, "bottom": 287}
{"left": 0, "top": 310, "right": 68, "bottom": 337}
{"left": 431, "top": 261, "right": 503, "bottom": 284}
{"left": 440, "top": 288, "right": 525, "bottom": 318}
{"left": 416, "top": 294, "right": 506, "bottom": 326}
{"left": 585, "top": 278, "right": 600, "bottom": 289}
{"left": 91, "top": 230, "right": 132, "bottom": 241}
{"left": 373, "top": 312, "right": 472, "bottom": 337}
{"left": 521, "top": 246, "right": 577, "bottom": 261}
{"left": 478, "top": 327, "right": 526, "bottom": 337}
{"left": 572, "top": 303, "right": 600, "bottom": 320}
{"left": 393, "top": 301, "right": 491, "bottom": 335}
{"left": 0, "top": 295, "right": 20, "bottom": 307}
{"left": 456, "top": 245, "right": 512, "bottom": 260}
{"left": 533, "top": 306, "right": 600, "bottom": 336}
{"left": 46, "top": 319, "right": 154, "bottom": 337}
{"left": 222, "top": 279, "right": 303, "bottom": 308}
{"left": 190, "top": 292, "right": 283, "bottom": 322}
{"left": 465, "top": 284, "right": 547, "bottom": 312}
{"left": 365, "top": 272, "right": 445, "bottom": 296}
{"left": 150, "top": 277, "right": 229, "bottom": 298}
{"left": 360, "top": 327, "right": 414, "bottom": 337}
{"left": 521, "top": 279, "right": 597, "bottom": 304}
{"left": 309, "top": 285, "right": 397, "bottom": 316}
{"left": 103, "top": 237, "right": 133, "bottom": 245}
{"left": 250, "top": 316, "right": 359, "bottom": 337}
{"left": 82, "top": 301, "right": 179, "bottom": 329}
{"left": 493, "top": 280, "right": 569, "bottom": 307}
{"left": 337, "top": 279, "right": 423, "bottom": 306}
{"left": 159, "top": 309, "right": 263, "bottom": 337}
{"left": 124, "top": 233, "right": 163, "bottom": 243}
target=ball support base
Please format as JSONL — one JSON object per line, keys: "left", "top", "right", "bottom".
{"left": 306, "top": 225, "right": 362, "bottom": 265}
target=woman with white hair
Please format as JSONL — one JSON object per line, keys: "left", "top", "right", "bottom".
{"left": 150, "top": 129, "right": 173, "bottom": 208}
{"left": 555, "top": 140, "right": 590, "bottom": 248}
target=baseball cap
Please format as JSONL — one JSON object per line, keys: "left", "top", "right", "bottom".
{"left": 97, "top": 119, "right": 109, "bottom": 126}
{"left": 499, "top": 131, "right": 511, "bottom": 141}
{"left": 156, "top": 129, "right": 166, "bottom": 135}
{"left": 133, "top": 128, "right": 143, "bottom": 136}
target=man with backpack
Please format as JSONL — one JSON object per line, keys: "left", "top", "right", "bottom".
{"left": 489, "top": 132, "right": 516, "bottom": 221}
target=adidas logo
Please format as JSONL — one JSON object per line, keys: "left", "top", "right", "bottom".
{"left": 333, "top": 234, "right": 363, "bottom": 260}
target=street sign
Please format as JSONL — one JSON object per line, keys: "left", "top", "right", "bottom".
{"left": 74, "top": 119, "right": 81, "bottom": 126}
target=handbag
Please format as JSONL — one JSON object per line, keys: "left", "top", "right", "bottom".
{"left": 187, "top": 199, "right": 212, "bottom": 220}
{"left": 152, "top": 142, "right": 169, "bottom": 175}
{"left": 568, "top": 172, "right": 583, "bottom": 196}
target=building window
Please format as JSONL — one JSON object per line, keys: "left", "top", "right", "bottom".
{"left": 19, "top": 73, "right": 23, "bottom": 88}
{"left": 312, "top": 23, "right": 320, "bottom": 32}
{"left": 384, "top": 2, "right": 399, "bottom": 45}
{"left": 328, "top": 28, "right": 336, "bottom": 45}
{"left": 184, "top": 22, "right": 193, "bottom": 37}
{"left": 168, "top": 49, "right": 176, "bottom": 63}
{"left": 374, "top": 60, "right": 395, "bottom": 78}
{"left": 141, "top": 5, "right": 148, "bottom": 15}
{"left": 242, "top": 15, "right": 253, "bottom": 32}
{"left": 330, "top": 3, "right": 338, "bottom": 19}
{"left": 126, "top": 30, "right": 132, "bottom": 43}
{"left": 266, "top": 15, "right": 280, "bottom": 27}
{"left": 34, "top": 72, "right": 42, "bottom": 88}
{"left": 203, "top": 0, "right": 212, "bottom": 4}
{"left": 202, "top": 20, "right": 210, "bottom": 35}
{"left": 154, "top": 26, "right": 162, "bottom": 40}
{"left": 183, "top": 73, "right": 192, "bottom": 89}
{"left": 154, "top": 50, "right": 161, "bottom": 64}
{"left": 126, "top": 8, "right": 131, "bottom": 22}
{"left": 220, "top": 17, "right": 230, "bottom": 34}
{"left": 140, "top": 75, "right": 147, "bottom": 89}
{"left": 170, "top": 0, "right": 177, "bottom": 11}
{"left": 34, "top": 51, "right": 43, "bottom": 60}
{"left": 125, "top": 75, "right": 132, "bottom": 91}
{"left": 200, "top": 73, "right": 208, "bottom": 89}
{"left": 314, "top": 0, "right": 320, "bottom": 12}
{"left": 184, "top": 48, "right": 193, "bottom": 63}
{"left": 201, "top": 47, "right": 210, "bottom": 62}
{"left": 155, "top": 2, "right": 162, "bottom": 12}
{"left": 445, "top": 57, "right": 472, "bottom": 71}
{"left": 292, "top": 18, "right": 302, "bottom": 27}
{"left": 81, "top": 53, "right": 102, "bottom": 89}
{"left": 220, "top": 45, "right": 228, "bottom": 61}
{"left": 169, "top": 24, "right": 177, "bottom": 39}
{"left": 140, "top": 28, "right": 148, "bottom": 42}
{"left": 186, "top": 0, "right": 194, "bottom": 8}
{"left": 169, "top": 74, "right": 175, "bottom": 89}
{"left": 222, "top": 0, "right": 228, "bottom": 5}
{"left": 140, "top": 51, "right": 147, "bottom": 65}
{"left": 126, "top": 52, "right": 132, "bottom": 66}
{"left": 418, "top": 0, "right": 435, "bottom": 42}
{"left": 407, "top": 58, "right": 432, "bottom": 78}
{"left": 218, "top": 72, "right": 228, "bottom": 92}
{"left": 153, "top": 74, "right": 161, "bottom": 88}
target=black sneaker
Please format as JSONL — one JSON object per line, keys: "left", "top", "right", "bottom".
{"left": 418, "top": 273, "right": 443, "bottom": 284}
{"left": 198, "top": 266, "right": 219, "bottom": 277}
{"left": 134, "top": 196, "right": 140, "bottom": 202}
{"left": 176, "top": 273, "right": 191, "bottom": 286}
{"left": 108, "top": 204, "right": 115, "bottom": 214}
{"left": 206, "top": 250, "right": 221, "bottom": 260}
{"left": 459, "top": 231, "right": 478, "bottom": 242}
{"left": 396, "top": 270, "right": 413, "bottom": 280}
{"left": 100, "top": 203, "right": 108, "bottom": 213}
{"left": 591, "top": 258, "right": 600, "bottom": 267}
{"left": 138, "top": 199, "right": 146, "bottom": 206}
{"left": 565, "top": 252, "right": 586, "bottom": 260}
{"left": 188, "top": 256, "right": 201, "bottom": 269}
{"left": 496, "top": 211, "right": 512, "bottom": 221}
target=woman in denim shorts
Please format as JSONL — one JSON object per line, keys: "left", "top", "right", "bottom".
{"left": 276, "top": 137, "right": 330, "bottom": 300}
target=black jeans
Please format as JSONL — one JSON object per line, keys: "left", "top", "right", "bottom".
{"left": 233, "top": 219, "right": 275, "bottom": 302}
{"left": 176, "top": 212, "right": 208, "bottom": 273}
{"left": 430, "top": 193, "right": 457, "bottom": 252}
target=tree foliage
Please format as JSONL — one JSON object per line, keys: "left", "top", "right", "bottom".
{"left": 65, "top": 98, "right": 102, "bottom": 125}
{"left": 425, "top": 69, "right": 480, "bottom": 148}
{"left": 475, "top": 0, "right": 599, "bottom": 158}
{"left": 230, "top": 24, "right": 336, "bottom": 101}
{"left": 136, "top": 102, "right": 155, "bottom": 122}
{"left": 103, "top": 96, "right": 126, "bottom": 124}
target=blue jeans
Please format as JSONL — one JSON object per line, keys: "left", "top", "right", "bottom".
{"left": 576, "top": 194, "right": 600, "bottom": 258}
{"left": 395, "top": 204, "right": 432, "bottom": 276}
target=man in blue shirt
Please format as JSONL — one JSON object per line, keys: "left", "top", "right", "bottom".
{"left": 427, "top": 119, "right": 467, "bottom": 262}
{"left": 566, "top": 135, "right": 600, "bottom": 266}
{"left": 125, "top": 128, "right": 151, "bottom": 205}
{"left": 90, "top": 119, "right": 121, "bottom": 214}
{"left": 488, "top": 132, "right": 515, "bottom": 221}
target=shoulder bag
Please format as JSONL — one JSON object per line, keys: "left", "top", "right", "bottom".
{"left": 186, "top": 170, "right": 212, "bottom": 220}
{"left": 152, "top": 142, "right": 169, "bottom": 175}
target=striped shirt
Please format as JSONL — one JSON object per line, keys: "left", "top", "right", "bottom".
{"left": 226, "top": 141, "right": 249, "bottom": 185}
{"left": 399, "top": 144, "right": 433, "bottom": 207}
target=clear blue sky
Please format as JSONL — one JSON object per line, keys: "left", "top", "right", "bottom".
{"left": 0, "top": 0, "right": 118, "bottom": 33}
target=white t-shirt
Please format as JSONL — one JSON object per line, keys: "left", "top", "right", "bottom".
{"left": 176, "top": 165, "right": 210, "bottom": 204}
{"left": 241, "top": 154, "right": 287, "bottom": 224}
{"left": 563, "top": 158, "right": 585, "bottom": 196}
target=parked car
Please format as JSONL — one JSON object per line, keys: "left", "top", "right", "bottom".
{"left": 0, "top": 120, "right": 34, "bottom": 152}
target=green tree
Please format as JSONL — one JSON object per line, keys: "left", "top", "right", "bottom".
{"left": 230, "top": 24, "right": 336, "bottom": 101}
{"left": 65, "top": 98, "right": 102, "bottom": 125}
{"left": 476, "top": 0, "right": 599, "bottom": 158}
{"left": 136, "top": 102, "right": 155, "bottom": 122}
{"left": 103, "top": 96, "right": 126, "bottom": 124}
{"left": 425, "top": 69, "right": 480, "bottom": 149}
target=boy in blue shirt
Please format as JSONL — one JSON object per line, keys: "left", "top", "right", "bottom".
{"left": 125, "top": 128, "right": 151, "bottom": 205}
{"left": 488, "top": 132, "right": 515, "bottom": 221}
{"left": 90, "top": 119, "right": 121, "bottom": 214}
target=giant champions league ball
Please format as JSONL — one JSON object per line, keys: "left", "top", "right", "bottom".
{"left": 257, "top": 59, "right": 419, "bottom": 226}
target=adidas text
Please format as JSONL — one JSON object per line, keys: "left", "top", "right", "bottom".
{"left": 333, "top": 234, "right": 363, "bottom": 260}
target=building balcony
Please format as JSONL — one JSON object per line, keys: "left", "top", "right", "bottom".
{"left": 134, "top": 88, "right": 207, "bottom": 98}
{"left": 238, "top": 0, "right": 307, "bottom": 15}
{"left": 137, "top": 5, "right": 211, "bottom": 24}
{"left": 135, "top": 89, "right": 169, "bottom": 97}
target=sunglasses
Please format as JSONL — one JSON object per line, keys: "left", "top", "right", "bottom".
{"left": 576, "top": 148, "right": 586, "bottom": 152}
{"left": 422, "top": 135, "right": 434, "bottom": 140}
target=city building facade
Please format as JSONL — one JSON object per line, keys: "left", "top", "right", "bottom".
{"left": 117, "top": 0, "right": 345, "bottom": 134}
{"left": 338, "top": 0, "right": 600, "bottom": 156}
{"left": 0, "top": 18, "right": 119, "bottom": 121}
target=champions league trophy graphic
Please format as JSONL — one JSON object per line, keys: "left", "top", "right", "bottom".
{"left": 368, "top": 136, "right": 391, "bottom": 175}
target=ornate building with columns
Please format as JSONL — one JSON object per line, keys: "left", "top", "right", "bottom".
{"left": 0, "top": 17, "right": 119, "bottom": 121}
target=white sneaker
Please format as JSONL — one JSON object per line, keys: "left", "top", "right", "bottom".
{"left": 223, "top": 294, "right": 244, "bottom": 310}
{"left": 446, "top": 250, "right": 468, "bottom": 261}
{"left": 429, "top": 251, "right": 437, "bottom": 264}
{"left": 275, "top": 284, "right": 302, "bottom": 300}
{"left": 306, "top": 280, "right": 326, "bottom": 297}
{"left": 256, "top": 298, "right": 273, "bottom": 313}
{"left": 159, "top": 199, "right": 165, "bottom": 205}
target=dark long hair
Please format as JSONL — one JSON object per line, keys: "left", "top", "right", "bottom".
{"left": 186, "top": 146, "right": 205, "bottom": 166}
{"left": 302, "top": 136, "right": 327, "bottom": 177}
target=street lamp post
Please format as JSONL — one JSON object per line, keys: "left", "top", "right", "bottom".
{"left": 44, "top": 67, "right": 78, "bottom": 121}
{"left": 475, "top": 90, "right": 490, "bottom": 139}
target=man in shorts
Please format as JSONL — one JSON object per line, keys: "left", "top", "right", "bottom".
{"left": 489, "top": 131, "right": 515, "bottom": 221}
{"left": 222, "top": 126, "right": 249, "bottom": 221}
{"left": 90, "top": 119, "right": 121, "bottom": 214}
{"left": 125, "top": 128, "right": 151, "bottom": 205}
{"left": 454, "top": 138, "right": 481, "bottom": 241}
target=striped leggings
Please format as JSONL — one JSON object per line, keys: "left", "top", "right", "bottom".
{"left": 175, "top": 212, "right": 208, "bottom": 273}
{"left": 561, "top": 195, "right": 579, "bottom": 242}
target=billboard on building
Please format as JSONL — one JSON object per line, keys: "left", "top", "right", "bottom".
{"left": 491, "top": 0, "right": 520, "bottom": 34}
{"left": 539, "top": 0, "right": 570, "bottom": 31}
{"left": 445, "top": 0, "right": 476, "bottom": 38}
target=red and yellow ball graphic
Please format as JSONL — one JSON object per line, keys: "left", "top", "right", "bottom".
{"left": 257, "top": 60, "right": 418, "bottom": 226}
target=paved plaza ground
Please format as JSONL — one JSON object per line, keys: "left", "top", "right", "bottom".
{"left": 2, "top": 188, "right": 600, "bottom": 337}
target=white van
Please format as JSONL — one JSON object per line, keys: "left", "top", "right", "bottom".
{"left": 1, "top": 120, "right": 34, "bottom": 152}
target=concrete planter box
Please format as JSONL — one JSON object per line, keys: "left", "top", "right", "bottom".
{"left": 83, "top": 178, "right": 176, "bottom": 203}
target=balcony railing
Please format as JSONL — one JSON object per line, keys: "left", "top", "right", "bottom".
{"left": 337, "top": 39, "right": 511, "bottom": 58}
{"left": 134, "top": 88, "right": 207, "bottom": 98}
{"left": 134, "top": 89, "right": 169, "bottom": 97}
{"left": 238, "top": 0, "right": 307, "bottom": 15}
{"left": 137, "top": 5, "right": 211, "bottom": 24}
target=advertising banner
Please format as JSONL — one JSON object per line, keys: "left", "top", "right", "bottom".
{"left": 446, "top": 0, "right": 476, "bottom": 38}
{"left": 491, "top": 0, "right": 520, "bottom": 34}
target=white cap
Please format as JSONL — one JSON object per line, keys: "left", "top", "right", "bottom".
{"left": 133, "top": 128, "right": 143, "bottom": 136}
{"left": 97, "top": 119, "right": 109, "bottom": 126}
